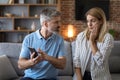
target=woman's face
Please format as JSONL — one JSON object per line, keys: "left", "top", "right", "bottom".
{"left": 86, "top": 15, "right": 102, "bottom": 32}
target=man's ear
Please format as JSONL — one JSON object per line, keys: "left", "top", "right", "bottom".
{"left": 44, "top": 21, "right": 48, "bottom": 28}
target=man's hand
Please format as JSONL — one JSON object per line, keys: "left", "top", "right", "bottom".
{"left": 37, "top": 48, "right": 49, "bottom": 61}
{"left": 37, "top": 48, "right": 66, "bottom": 69}
{"left": 30, "top": 51, "right": 44, "bottom": 65}
{"left": 18, "top": 50, "right": 44, "bottom": 70}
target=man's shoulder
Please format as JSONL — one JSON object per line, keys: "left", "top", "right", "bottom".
{"left": 52, "top": 33, "right": 64, "bottom": 45}
{"left": 26, "top": 32, "right": 36, "bottom": 38}
{"left": 23, "top": 31, "right": 37, "bottom": 42}
{"left": 54, "top": 33, "right": 63, "bottom": 40}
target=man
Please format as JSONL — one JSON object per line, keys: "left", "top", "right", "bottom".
{"left": 18, "top": 8, "right": 66, "bottom": 80}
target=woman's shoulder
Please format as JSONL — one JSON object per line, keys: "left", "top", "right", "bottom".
{"left": 77, "top": 31, "right": 85, "bottom": 38}
{"left": 75, "top": 31, "right": 86, "bottom": 42}
{"left": 104, "top": 33, "right": 114, "bottom": 40}
{"left": 103, "top": 33, "right": 114, "bottom": 43}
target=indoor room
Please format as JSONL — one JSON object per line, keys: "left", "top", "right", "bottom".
{"left": 0, "top": 0, "right": 120, "bottom": 80}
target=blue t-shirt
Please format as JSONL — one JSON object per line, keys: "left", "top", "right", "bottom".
{"left": 20, "top": 30, "right": 65, "bottom": 79}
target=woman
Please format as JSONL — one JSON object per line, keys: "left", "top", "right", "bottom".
{"left": 73, "top": 7, "right": 114, "bottom": 80}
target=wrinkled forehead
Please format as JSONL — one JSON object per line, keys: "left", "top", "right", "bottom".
{"left": 49, "top": 16, "right": 61, "bottom": 21}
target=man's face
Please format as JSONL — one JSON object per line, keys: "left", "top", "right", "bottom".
{"left": 46, "top": 16, "right": 61, "bottom": 33}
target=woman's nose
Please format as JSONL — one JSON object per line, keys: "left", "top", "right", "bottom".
{"left": 88, "top": 22, "right": 92, "bottom": 26}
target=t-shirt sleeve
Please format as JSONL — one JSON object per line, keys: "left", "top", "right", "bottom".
{"left": 58, "top": 38, "right": 65, "bottom": 57}
{"left": 20, "top": 36, "right": 30, "bottom": 58}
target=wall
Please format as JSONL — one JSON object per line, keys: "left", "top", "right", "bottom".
{"left": 60, "top": 0, "right": 120, "bottom": 41}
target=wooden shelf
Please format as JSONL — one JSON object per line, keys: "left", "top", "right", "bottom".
{"left": 0, "top": 30, "right": 35, "bottom": 32}
{"left": 0, "top": 0, "right": 60, "bottom": 42}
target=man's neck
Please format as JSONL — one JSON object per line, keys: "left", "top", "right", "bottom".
{"left": 40, "top": 29, "right": 52, "bottom": 40}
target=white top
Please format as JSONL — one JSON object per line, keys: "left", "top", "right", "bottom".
{"left": 73, "top": 31, "right": 114, "bottom": 80}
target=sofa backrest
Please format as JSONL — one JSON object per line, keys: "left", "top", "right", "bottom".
{"left": 109, "top": 41, "right": 120, "bottom": 73}
{"left": 1, "top": 41, "right": 119, "bottom": 76}
{"left": 58, "top": 41, "right": 73, "bottom": 76}
{"left": 0, "top": 41, "right": 74, "bottom": 77}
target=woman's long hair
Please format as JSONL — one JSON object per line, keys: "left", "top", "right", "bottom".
{"left": 85, "top": 7, "right": 108, "bottom": 42}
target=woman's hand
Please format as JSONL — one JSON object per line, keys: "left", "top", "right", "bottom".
{"left": 89, "top": 27, "right": 99, "bottom": 54}
{"left": 75, "top": 68, "right": 83, "bottom": 80}
{"left": 90, "top": 27, "right": 99, "bottom": 42}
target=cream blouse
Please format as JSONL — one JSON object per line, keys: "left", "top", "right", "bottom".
{"left": 73, "top": 31, "right": 114, "bottom": 80}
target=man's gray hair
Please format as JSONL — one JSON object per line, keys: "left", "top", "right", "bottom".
{"left": 40, "top": 8, "right": 61, "bottom": 24}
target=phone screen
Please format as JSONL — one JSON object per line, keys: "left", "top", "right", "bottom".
{"left": 28, "top": 47, "right": 38, "bottom": 58}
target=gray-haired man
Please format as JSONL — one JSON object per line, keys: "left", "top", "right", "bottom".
{"left": 18, "top": 8, "right": 66, "bottom": 80}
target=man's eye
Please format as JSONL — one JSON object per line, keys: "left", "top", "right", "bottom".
{"left": 55, "top": 21, "right": 59, "bottom": 24}
{"left": 91, "top": 20, "right": 96, "bottom": 22}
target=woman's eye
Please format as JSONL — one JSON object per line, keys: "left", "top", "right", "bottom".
{"left": 91, "top": 20, "right": 96, "bottom": 22}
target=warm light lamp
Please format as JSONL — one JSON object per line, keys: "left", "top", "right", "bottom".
{"left": 67, "top": 25, "right": 74, "bottom": 38}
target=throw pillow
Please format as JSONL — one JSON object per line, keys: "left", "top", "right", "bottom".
{"left": 0, "top": 55, "right": 18, "bottom": 80}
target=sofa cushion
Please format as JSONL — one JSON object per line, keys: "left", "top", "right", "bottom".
{"left": 58, "top": 41, "right": 73, "bottom": 76}
{"left": 58, "top": 76, "right": 73, "bottom": 80}
{"left": 110, "top": 41, "right": 120, "bottom": 57}
{"left": 12, "top": 76, "right": 23, "bottom": 80}
{"left": 10, "top": 58, "right": 24, "bottom": 76}
{"left": 0, "top": 43, "right": 24, "bottom": 76}
{"left": 109, "top": 56, "right": 120, "bottom": 73}
{"left": 71, "top": 41, "right": 75, "bottom": 57}
{"left": 0, "top": 55, "right": 18, "bottom": 80}
{"left": 109, "top": 41, "right": 120, "bottom": 73}
{"left": 111, "top": 74, "right": 120, "bottom": 80}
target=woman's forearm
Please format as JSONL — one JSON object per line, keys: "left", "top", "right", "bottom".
{"left": 90, "top": 41, "right": 98, "bottom": 55}
{"left": 75, "top": 68, "right": 83, "bottom": 80}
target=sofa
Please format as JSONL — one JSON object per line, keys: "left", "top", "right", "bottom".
{"left": 0, "top": 41, "right": 120, "bottom": 80}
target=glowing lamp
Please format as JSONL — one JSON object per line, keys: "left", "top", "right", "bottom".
{"left": 67, "top": 25, "right": 74, "bottom": 38}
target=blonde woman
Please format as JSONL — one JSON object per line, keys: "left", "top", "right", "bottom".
{"left": 73, "top": 7, "right": 114, "bottom": 80}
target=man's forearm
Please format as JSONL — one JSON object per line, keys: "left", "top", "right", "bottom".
{"left": 47, "top": 56, "right": 66, "bottom": 69}
{"left": 18, "top": 58, "right": 34, "bottom": 70}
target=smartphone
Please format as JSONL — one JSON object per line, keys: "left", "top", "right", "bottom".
{"left": 28, "top": 47, "right": 38, "bottom": 58}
